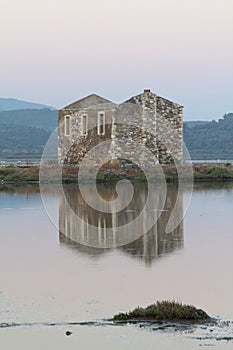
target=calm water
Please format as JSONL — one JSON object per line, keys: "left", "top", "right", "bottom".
{"left": 0, "top": 182, "right": 233, "bottom": 349}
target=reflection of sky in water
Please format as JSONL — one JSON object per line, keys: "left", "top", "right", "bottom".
{"left": 0, "top": 194, "right": 40, "bottom": 209}
{"left": 0, "top": 183, "right": 233, "bottom": 330}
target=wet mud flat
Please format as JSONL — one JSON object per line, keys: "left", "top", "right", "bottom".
{"left": 1, "top": 318, "right": 233, "bottom": 345}
{"left": 112, "top": 318, "right": 233, "bottom": 342}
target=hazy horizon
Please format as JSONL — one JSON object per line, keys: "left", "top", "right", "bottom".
{"left": 1, "top": 0, "right": 232, "bottom": 121}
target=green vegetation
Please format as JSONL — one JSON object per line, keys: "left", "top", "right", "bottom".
{"left": 113, "top": 300, "right": 210, "bottom": 322}
{"left": 184, "top": 121, "right": 210, "bottom": 128}
{"left": 0, "top": 123, "right": 53, "bottom": 156}
{"left": 1, "top": 164, "right": 233, "bottom": 183}
{"left": 0, "top": 167, "right": 39, "bottom": 182}
{"left": 193, "top": 165, "right": 233, "bottom": 180}
{"left": 0, "top": 109, "right": 57, "bottom": 131}
{"left": 184, "top": 113, "right": 233, "bottom": 160}
{"left": 96, "top": 172, "right": 122, "bottom": 182}
{"left": 0, "top": 108, "right": 57, "bottom": 157}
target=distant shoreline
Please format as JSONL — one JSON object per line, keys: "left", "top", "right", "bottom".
{"left": 1, "top": 163, "right": 233, "bottom": 184}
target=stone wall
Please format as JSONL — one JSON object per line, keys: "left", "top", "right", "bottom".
{"left": 156, "top": 97, "right": 183, "bottom": 164}
{"left": 111, "top": 101, "right": 158, "bottom": 168}
{"left": 58, "top": 91, "right": 183, "bottom": 167}
{"left": 58, "top": 107, "right": 113, "bottom": 166}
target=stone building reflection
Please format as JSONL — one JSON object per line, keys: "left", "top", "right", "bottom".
{"left": 59, "top": 183, "right": 184, "bottom": 266}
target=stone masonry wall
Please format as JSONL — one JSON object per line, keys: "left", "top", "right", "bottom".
{"left": 156, "top": 96, "right": 183, "bottom": 164}
{"left": 58, "top": 91, "right": 183, "bottom": 167}
{"left": 111, "top": 95, "right": 158, "bottom": 168}
{"left": 58, "top": 107, "right": 113, "bottom": 166}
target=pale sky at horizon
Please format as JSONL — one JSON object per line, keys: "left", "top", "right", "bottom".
{"left": 0, "top": 0, "right": 232, "bottom": 120}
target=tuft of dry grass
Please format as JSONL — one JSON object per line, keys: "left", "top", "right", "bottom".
{"left": 113, "top": 300, "right": 210, "bottom": 321}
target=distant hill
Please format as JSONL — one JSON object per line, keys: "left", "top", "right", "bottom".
{"left": 0, "top": 98, "right": 56, "bottom": 111}
{"left": 184, "top": 121, "right": 210, "bottom": 128}
{"left": 0, "top": 109, "right": 57, "bottom": 131}
{"left": 184, "top": 113, "right": 233, "bottom": 160}
{"left": 0, "top": 107, "right": 57, "bottom": 158}
{"left": 0, "top": 124, "right": 52, "bottom": 157}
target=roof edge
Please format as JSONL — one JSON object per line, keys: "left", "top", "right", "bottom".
{"left": 63, "top": 93, "right": 114, "bottom": 110}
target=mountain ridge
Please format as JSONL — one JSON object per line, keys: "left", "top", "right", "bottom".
{"left": 0, "top": 109, "right": 57, "bottom": 131}
{"left": 0, "top": 98, "right": 56, "bottom": 111}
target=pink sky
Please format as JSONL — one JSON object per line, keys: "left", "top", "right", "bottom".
{"left": 0, "top": 0, "right": 232, "bottom": 120}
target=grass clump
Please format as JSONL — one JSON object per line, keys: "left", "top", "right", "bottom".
{"left": 193, "top": 165, "right": 233, "bottom": 180}
{"left": 0, "top": 167, "right": 17, "bottom": 179}
{"left": 113, "top": 300, "right": 210, "bottom": 322}
{"left": 96, "top": 172, "right": 122, "bottom": 182}
{"left": 0, "top": 166, "right": 39, "bottom": 182}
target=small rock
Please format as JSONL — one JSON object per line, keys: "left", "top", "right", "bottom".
{"left": 65, "top": 331, "right": 72, "bottom": 336}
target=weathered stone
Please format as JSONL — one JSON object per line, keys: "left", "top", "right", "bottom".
{"left": 58, "top": 91, "right": 183, "bottom": 168}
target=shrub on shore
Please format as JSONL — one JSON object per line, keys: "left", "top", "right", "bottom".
{"left": 113, "top": 300, "right": 210, "bottom": 321}
{"left": 0, "top": 166, "right": 39, "bottom": 182}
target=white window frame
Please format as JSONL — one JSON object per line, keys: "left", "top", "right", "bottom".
{"left": 64, "top": 115, "right": 71, "bottom": 136}
{"left": 97, "top": 111, "right": 105, "bottom": 135}
{"left": 81, "top": 114, "right": 88, "bottom": 135}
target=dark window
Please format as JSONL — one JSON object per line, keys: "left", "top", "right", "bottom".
{"left": 65, "top": 116, "right": 71, "bottom": 136}
{"left": 82, "top": 115, "right": 87, "bottom": 135}
{"left": 98, "top": 112, "right": 105, "bottom": 135}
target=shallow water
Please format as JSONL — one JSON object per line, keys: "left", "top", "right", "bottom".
{"left": 0, "top": 182, "right": 233, "bottom": 349}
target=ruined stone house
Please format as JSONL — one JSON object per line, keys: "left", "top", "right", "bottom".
{"left": 58, "top": 90, "right": 183, "bottom": 167}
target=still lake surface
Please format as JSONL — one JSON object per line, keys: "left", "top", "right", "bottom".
{"left": 0, "top": 182, "right": 233, "bottom": 349}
